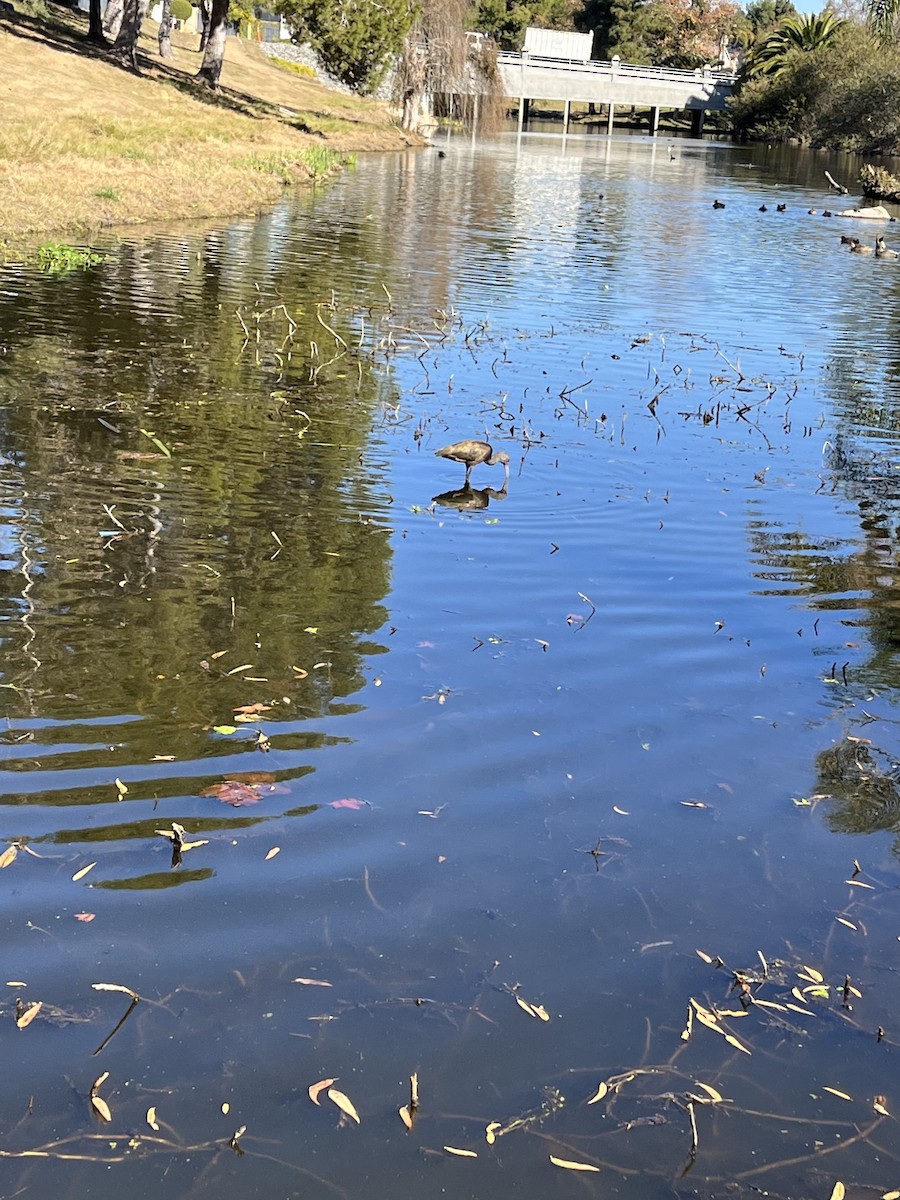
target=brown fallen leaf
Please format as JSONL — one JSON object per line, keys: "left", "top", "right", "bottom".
{"left": 308, "top": 1078, "right": 337, "bottom": 1106}
{"left": 327, "top": 1087, "right": 360, "bottom": 1124}
{"left": 550, "top": 1155, "right": 600, "bottom": 1172}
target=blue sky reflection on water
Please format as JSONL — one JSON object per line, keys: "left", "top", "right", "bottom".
{"left": 0, "top": 132, "right": 900, "bottom": 1199}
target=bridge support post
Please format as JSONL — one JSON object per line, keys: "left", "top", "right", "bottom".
{"left": 690, "top": 108, "right": 705, "bottom": 137}
{"left": 517, "top": 96, "right": 525, "bottom": 133}
{"left": 606, "top": 103, "right": 615, "bottom": 135}
{"left": 562, "top": 98, "right": 570, "bottom": 133}
{"left": 649, "top": 105, "right": 660, "bottom": 136}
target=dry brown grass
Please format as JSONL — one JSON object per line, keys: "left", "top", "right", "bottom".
{"left": 0, "top": 6, "right": 422, "bottom": 243}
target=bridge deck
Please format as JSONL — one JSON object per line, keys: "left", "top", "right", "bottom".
{"left": 496, "top": 52, "right": 736, "bottom": 113}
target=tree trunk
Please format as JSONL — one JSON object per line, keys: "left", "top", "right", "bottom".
{"left": 102, "top": 0, "right": 124, "bottom": 39}
{"left": 87, "top": 0, "right": 106, "bottom": 42}
{"left": 196, "top": 0, "right": 228, "bottom": 87}
{"left": 158, "top": 0, "right": 172, "bottom": 57}
{"left": 111, "top": 0, "right": 149, "bottom": 68}
{"left": 198, "top": 0, "right": 210, "bottom": 50}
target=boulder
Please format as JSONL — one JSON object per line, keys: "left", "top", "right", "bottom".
{"left": 838, "top": 205, "right": 892, "bottom": 220}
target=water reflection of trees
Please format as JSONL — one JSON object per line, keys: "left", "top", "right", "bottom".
{"left": 0, "top": 219, "right": 400, "bottom": 759}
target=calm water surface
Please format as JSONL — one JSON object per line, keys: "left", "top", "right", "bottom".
{"left": 2, "top": 132, "right": 900, "bottom": 1200}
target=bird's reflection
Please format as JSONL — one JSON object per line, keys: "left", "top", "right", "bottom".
{"left": 432, "top": 484, "right": 508, "bottom": 511}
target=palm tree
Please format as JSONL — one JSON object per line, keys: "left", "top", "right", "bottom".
{"left": 745, "top": 11, "right": 845, "bottom": 76}
{"left": 868, "top": 0, "right": 898, "bottom": 42}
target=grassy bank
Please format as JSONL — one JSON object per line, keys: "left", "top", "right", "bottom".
{"left": 0, "top": 4, "right": 422, "bottom": 247}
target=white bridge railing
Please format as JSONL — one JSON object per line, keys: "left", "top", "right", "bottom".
{"left": 496, "top": 51, "right": 737, "bottom": 87}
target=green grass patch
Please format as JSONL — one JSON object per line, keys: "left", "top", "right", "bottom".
{"left": 273, "top": 59, "right": 316, "bottom": 79}
{"left": 94, "top": 187, "right": 120, "bottom": 201}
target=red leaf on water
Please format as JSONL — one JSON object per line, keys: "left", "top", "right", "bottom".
{"left": 329, "top": 798, "right": 368, "bottom": 810}
{"left": 200, "top": 776, "right": 290, "bottom": 807}
{"left": 75, "top": 913, "right": 96, "bottom": 922}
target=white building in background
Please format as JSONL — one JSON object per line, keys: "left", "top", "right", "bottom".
{"left": 523, "top": 27, "right": 594, "bottom": 61}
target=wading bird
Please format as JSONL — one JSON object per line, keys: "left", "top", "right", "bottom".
{"left": 435, "top": 440, "right": 510, "bottom": 485}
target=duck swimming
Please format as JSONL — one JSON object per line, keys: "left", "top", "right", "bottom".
{"left": 875, "top": 236, "right": 899, "bottom": 259}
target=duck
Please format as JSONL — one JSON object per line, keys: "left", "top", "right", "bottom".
{"left": 875, "top": 236, "right": 899, "bottom": 259}
{"left": 822, "top": 210, "right": 833, "bottom": 217}
{"left": 840, "top": 234, "right": 855, "bottom": 244}
{"left": 712, "top": 199, "right": 726, "bottom": 209}
{"left": 808, "top": 209, "right": 818, "bottom": 215}
{"left": 776, "top": 203, "right": 787, "bottom": 212}
{"left": 759, "top": 204, "right": 768, "bottom": 212}
{"left": 850, "top": 239, "right": 873, "bottom": 254}
{"left": 435, "top": 439, "right": 511, "bottom": 484}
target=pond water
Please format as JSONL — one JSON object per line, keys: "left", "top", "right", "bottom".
{"left": 2, "top": 131, "right": 900, "bottom": 1200}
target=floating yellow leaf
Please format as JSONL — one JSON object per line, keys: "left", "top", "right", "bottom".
{"left": 874, "top": 1098, "right": 891, "bottom": 1117}
{"left": 532, "top": 1004, "right": 551, "bottom": 1022}
{"left": 114, "top": 778, "right": 128, "bottom": 796}
{"left": 16, "top": 1001, "right": 42, "bottom": 1029}
{"left": 696, "top": 949, "right": 714, "bottom": 964}
{"left": 265, "top": 847, "right": 280, "bottom": 861}
{"left": 881, "top": 1190, "right": 900, "bottom": 1199}
{"left": 550, "top": 1155, "right": 600, "bottom": 1172}
{"left": 752, "top": 998, "right": 787, "bottom": 1011}
{"left": 681, "top": 1007, "right": 694, "bottom": 1041}
{"left": 830, "top": 1183, "right": 845, "bottom": 1200}
{"left": 694, "top": 1082, "right": 723, "bottom": 1103}
{"left": 823, "top": 1087, "right": 852, "bottom": 1101}
{"left": 72, "top": 862, "right": 97, "bottom": 882}
{"left": 799, "top": 966, "right": 824, "bottom": 983}
{"left": 221, "top": 1103, "right": 230, "bottom": 1115}
{"left": 791, "top": 987, "right": 807, "bottom": 1004}
{"left": 0, "top": 845, "right": 18, "bottom": 869}
{"left": 444, "top": 1146, "right": 477, "bottom": 1157}
{"left": 612, "top": 806, "right": 629, "bottom": 815}
{"left": 515, "top": 996, "right": 537, "bottom": 1018}
{"left": 845, "top": 880, "right": 875, "bottom": 889}
{"left": 92, "top": 982, "right": 139, "bottom": 1000}
{"left": 485, "top": 1121, "right": 501, "bottom": 1144}
{"left": 146, "top": 1106, "right": 159, "bottom": 1131}
{"left": 91, "top": 1095, "right": 112, "bottom": 1122}
{"left": 694, "top": 1009, "right": 720, "bottom": 1033}
{"left": 293, "top": 978, "right": 333, "bottom": 987}
{"left": 308, "top": 1078, "right": 337, "bottom": 1106}
{"left": 724, "top": 1033, "right": 751, "bottom": 1055}
{"left": 399, "top": 1105, "right": 413, "bottom": 1130}
{"left": 786, "top": 1003, "right": 816, "bottom": 1016}
{"left": 835, "top": 917, "right": 857, "bottom": 931}
{"left": 587, "top": 1082, "right": 609, "bottom": 1105}
{"left": 327, "top": 1087, "right": 360, "bottom": 1124}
